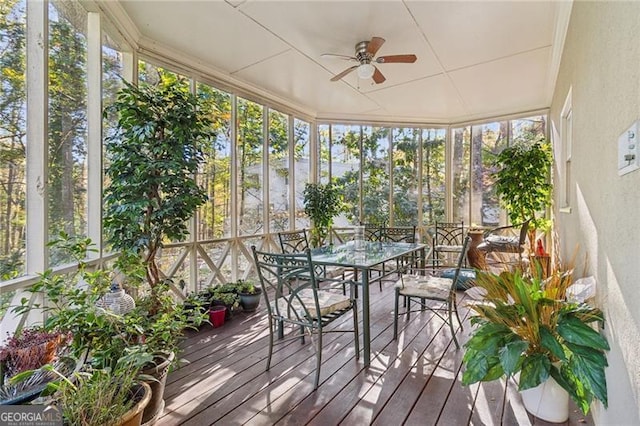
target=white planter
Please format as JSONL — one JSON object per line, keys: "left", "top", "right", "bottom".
{"left": 520, "top": 376, "right": 569, "bottom": 423}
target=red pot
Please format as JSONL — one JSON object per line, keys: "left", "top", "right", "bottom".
{"left": 209, "top": 305, "right": 227, "bottom": 328}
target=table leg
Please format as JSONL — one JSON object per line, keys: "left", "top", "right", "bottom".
{"left": 362, "top": 266, "right": 370, "bottom": 367}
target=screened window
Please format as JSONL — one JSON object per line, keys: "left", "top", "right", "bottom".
{"left": 197, "top": 83, "right": 232, "bottom": 240}
{"left": 268, "top": 109, "right": 289, "bottom": 232}
{"left": 293, "top": 118, "right": 310, "bottom": 229}
{"left": 331, "top": 124, "right": 361, "bottom": 226}
{"left": 362, "top": 127, "right": 390, "bottom": 224}
{"left": 0, "top": 0, "right": 26, "bottom": 279}
{"left": 391, "top": 127, "right": 418, "bottom": 226}
{"left": 237, "top": 98, "right": 263, "bottom": 236}
{"left": 48, "top": 1, "right": 88, "bottom": 265}
{"left": 421, "top": 129, "right": 446, "bottom": 225}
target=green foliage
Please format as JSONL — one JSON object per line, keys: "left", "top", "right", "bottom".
{"left": 204, "top": 284, "right": 240, "bottom": 310}
{"left": 17, "top": 352, "right": 152, "bottom": 426}
{"left": 492, "top": 138, "right": 553, "bottom": 239}
{"left": 462, "top": 268, "right": 609, "bottom": 415}
{"left": 12, "top": 234, "right": 143, "bottom": 370}
{"left": 303, "top": 183, "right": 344, "bottom": 247}
{"left": 103, "top": 78, "right": 215, "bottom": 313}
{"left": 12, "top": 234, "right": 204, "bottom": 372}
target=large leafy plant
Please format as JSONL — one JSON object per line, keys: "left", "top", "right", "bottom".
{"left": 303, "top": 182, "right": 344, "bottom": 247}
{"left": 492, "top": 138, "right": 552, "bottom": 251}
{"left": 104, "top": 79, "right": 214, "bottom": 314}
{"left": 462, "top": 267, "right": 609, "bottom": 415}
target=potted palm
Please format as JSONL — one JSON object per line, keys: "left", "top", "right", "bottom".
{"left": 303, "top": 182, "right": 345, "bottom": 247}
{"left": 461, "top": 265, "right": 609, "bottom": 422}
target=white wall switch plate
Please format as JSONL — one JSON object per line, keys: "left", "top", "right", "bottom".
{"left": 618, "top": 120, "right": 639, "bottom": 176}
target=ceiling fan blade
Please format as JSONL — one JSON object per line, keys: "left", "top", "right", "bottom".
{"left": 376, "top": 54, "right": 417, "bottom": 64}
{"left": 367, "top": 37, "right": 385, "bottom": 56}
{"left": 372, "top": 66, "right": 386, "bottom": 84}
{"left": 321, "top": 53, "right": 357, "bottom": 61}
{"left": 330, "top": 65, "right": 358, "bottom": 82}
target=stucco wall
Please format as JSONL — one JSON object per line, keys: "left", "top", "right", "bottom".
{"left": 549, "top": 1, "right": 640, "bottom": 424}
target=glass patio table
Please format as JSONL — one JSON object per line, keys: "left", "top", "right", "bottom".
{"left": 311, "top": 241, "right": 427, "bottom": 367}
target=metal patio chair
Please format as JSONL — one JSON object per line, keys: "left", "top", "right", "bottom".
{"left": 251, "top": 246, "right": 359, "bottom": 390}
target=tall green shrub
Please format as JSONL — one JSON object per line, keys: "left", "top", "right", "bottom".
{"left": 492, "top": 138, "right": 552, "bottom": 250}
{"left": 303, "top": 183, "right": 344, "bottom": 247}
{"left": 104, "top": 79, "right": 214, "bottom": 313}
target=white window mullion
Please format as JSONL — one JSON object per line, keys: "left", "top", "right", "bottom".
{"left": 230, "top": 95, "right": 238, "bottom": 280}
{"left": 445, "top": 127, "right": 453, "bottom": 222}
{"left": 86, "top": 12, "right": 102, "bottom": 259}
{"left": 26, "top": 0, "right": 48, "bottom": 273}
{"left": 287, "top": 116, "right": 295, "bottom": 230}
{"left": 262, "top": 108, "right": 270, "bottom": 235}
{"left": 189, "top": 79, "right": 198, "bottom": 294}
{"left": 417, "top": 130, "right": 424, "bottom": 230}
{"left": 388, "top": 129, "right": 394, "bottom": 226}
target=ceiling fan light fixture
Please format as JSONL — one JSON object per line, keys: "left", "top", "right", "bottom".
{"left": 357, "top": 63, "right": 375, "bottom": 79}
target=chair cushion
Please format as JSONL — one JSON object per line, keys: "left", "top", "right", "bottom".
{"left": 441, "top": 268, "right": 476, "bottom": 290}
{"left": 434, "top": 244, "right": 463, "bottom": 253}
{"left": 394, "top": 275, "right": 451, "bottom": 299}
{"left": 272, "top": 288, "right": 351, "bottom": 318}
{"left": 485, "top": 235, "right": 519, "bottom": 246}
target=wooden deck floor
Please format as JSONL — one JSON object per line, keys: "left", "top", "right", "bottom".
{"left": 158, "top": 282, "right": 592, "bottom": 426}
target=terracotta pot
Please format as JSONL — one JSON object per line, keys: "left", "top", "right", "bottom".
{"left": 118, "top": 382, "right": 152, "bottom": 426}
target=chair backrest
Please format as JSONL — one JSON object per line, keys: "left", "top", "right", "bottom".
{"left": 382, "top": 226, "right": 416, "bottom": 243}
{"left": 434, "top": 221, "right": 465, "bottom": 246}
{"left": 360, "top": 222, "right": 386, "bottom": 241}
{"left": 278, "top": 229, "right": 310, "bottom": 254}
{"left": 449, "top": 235, "right": 472, "bottom": 291}
{"left": 251, "top": 246, "right": 321, "bottom": 322}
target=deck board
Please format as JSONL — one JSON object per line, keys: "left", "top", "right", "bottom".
{"left": 158, "top": 284, "right": 593, "bottom": 426}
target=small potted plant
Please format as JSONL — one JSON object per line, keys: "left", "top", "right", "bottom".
{"left": 0, "top": 328, "right": 71, "bottom": 405}
{"left": 461, "top": 265, "right": 609, "bottom": 422}
{"left": 234, "top": 280, "right": 262, "bottom": 312}
{"left": 205, "top": 284, "right": 240, "bottom": 320}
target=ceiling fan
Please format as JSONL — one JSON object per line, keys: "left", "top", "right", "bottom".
{"left": 322, "top": 37, "right": 417, "bottom": 84}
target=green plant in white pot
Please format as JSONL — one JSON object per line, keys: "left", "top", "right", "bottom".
{"left": 461, "top": 267, "right": 609, "bottom": 422}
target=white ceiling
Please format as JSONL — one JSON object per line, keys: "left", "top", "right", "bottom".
{"left": 114, "top": 0, "right": 571, "bottom": 124}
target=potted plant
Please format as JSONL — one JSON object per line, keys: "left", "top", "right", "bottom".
{"left": 12, "top": 351, "right": 153, "bottom": 426}
{"left": 12, "top": 234, "right": 145, "bottom": 370}
{"left": 0, "top": 328, "right": 71, "bottom": 404}
{"left": 492, "top": 137, "right": 553, "bottom": 252}
{"left": 12, "top": 235, "right": 206, "bottom": 424}
{"left": 461, "top": 266, "right": 609, "bottom": 422}
{"left": 103, "top": 77, "right": 214, "bottom": 422}
{"left": 103, "top": 77, "right": 215, "bottom": 316}
{"left": 234, "top": 280, "right": 262, "bottom": 312}
{"left": 303, "top": 182, "right": 345, "bottom": 247}
{"left": 205, "top": 284, "right": 240, "bottom": 320}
